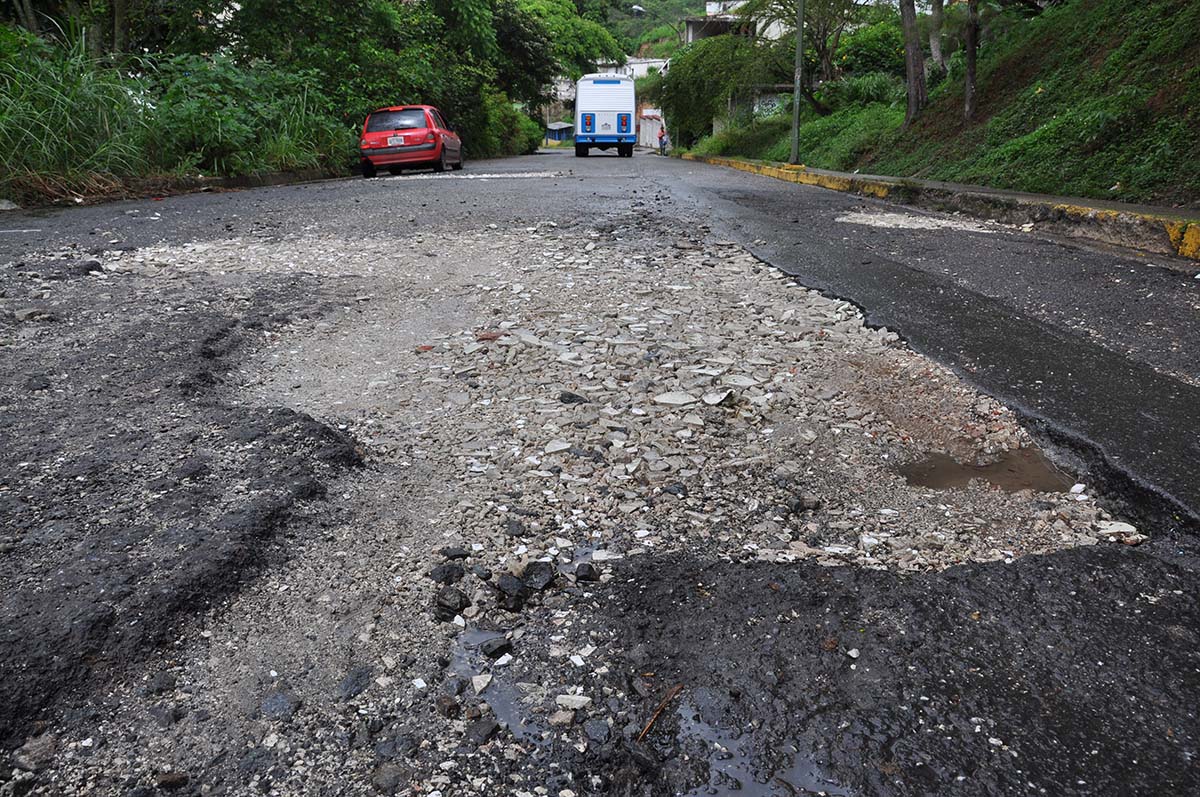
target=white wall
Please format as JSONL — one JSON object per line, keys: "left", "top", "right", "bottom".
{"left": 597, "top": 58, "right": 669, "bottom": 80}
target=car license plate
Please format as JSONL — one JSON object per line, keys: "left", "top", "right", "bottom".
{"left": 388, "top": 135, "right": 404, "bottom": 146}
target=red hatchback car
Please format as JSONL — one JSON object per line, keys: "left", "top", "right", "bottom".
{"left": 358, "top": 105, "right": 464, "bottom": 177}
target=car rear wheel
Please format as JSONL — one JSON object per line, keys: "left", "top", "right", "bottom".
{"left": 451, "top": 153, "right": 464, "bottom": 171}
{"left": 575, "top": 144, "right": 588, "bottom": 157}
{"left": 433, "top": 150, "right": 448, "bottom": 173}
{"left": 361, "top": 160, "right": 377, "bottom": 179}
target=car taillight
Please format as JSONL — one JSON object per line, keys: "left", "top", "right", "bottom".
{"left": 359, "top": 138, "right": 367, "bottom": 147}
{"left": 425, "top": 131, "right": 436, "bottom": 142}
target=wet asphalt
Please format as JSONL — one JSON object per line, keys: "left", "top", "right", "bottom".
{"left": 4, "top": 150, "right": 1199, "bottom": 794}
{"left": 4, "top": 150, "right": 1197, "bottom": 525}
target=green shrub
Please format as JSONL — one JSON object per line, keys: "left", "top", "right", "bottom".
{"left": 835, "top": 21, "right": 906, "bottom": 78}
{"left": 690, "top": 117, "right": 791, "bottom": 159}
{"left": 762, "top": 105, "right": 904, "bottom": 168}
{"left": 146, "top": 54, "right": 350, "bottom": 176}
{"left": 820, "top": 72, "right": 905, "bottom": 110}
{"left": 661, "top": 35, "right": 791, "bottom": 146}
{"left": 466, "top": 91, "right": 544, "bottom": 158}
{"left": 0, "top": 28, "right": 150, "bottom": 191}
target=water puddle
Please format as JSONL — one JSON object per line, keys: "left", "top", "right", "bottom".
{"left": 678, "top": 702, "right": 850, "bottom": 796}
{"left": 898, "top": 447, "right": 1071, "bottom": 493}
{"left": 449, "top": 628, "right": 550, "bottom": 744}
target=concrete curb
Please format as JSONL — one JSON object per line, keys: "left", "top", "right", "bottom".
{"left": 679, "top": 153, "right": 1200, "bottom": 264}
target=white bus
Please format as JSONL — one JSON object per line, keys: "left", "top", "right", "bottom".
{"left": 573, "top": 73, "right": 636, "bottom": 158}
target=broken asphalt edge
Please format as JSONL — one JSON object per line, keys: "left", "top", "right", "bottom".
{"left": 678, "top": 153, "right": 1200, "bottom": 266}
{"left": 764, "top": 251, "right": 1200, "bottom": 538}
{"left": 0, "top": 167, "right": 347, "bottom": 209}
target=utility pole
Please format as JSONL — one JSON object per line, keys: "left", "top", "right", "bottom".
{"left": 789, "top": 0, "right": 805, "bottom": 164}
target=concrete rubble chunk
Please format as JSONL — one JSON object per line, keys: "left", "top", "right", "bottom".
{"left": 653, "top": 392, "right": 699, "bottom": 406}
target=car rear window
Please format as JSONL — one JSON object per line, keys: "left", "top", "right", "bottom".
{"left": 365, "top": 109, "right": 428, "bottom": 132}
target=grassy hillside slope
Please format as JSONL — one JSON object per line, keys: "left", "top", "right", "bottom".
{"left": 871, "top": 0, "right": 1200, "bottom": 206}
{"left": 692, "top": 0, "right": 1199, "bottom": 208}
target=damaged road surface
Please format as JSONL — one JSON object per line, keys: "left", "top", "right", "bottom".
{"left": 1, "top": 152, "right": 1198, "bottom": 796}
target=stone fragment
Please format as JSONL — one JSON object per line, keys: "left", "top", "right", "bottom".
{"left": 260, "top": 690, "right": 302, "bottom": 720}
{"left": 372, "top": 762, "right": 409, "bottom": 794}
{"left": 522, "top": 561, "right": 557, "bottom": 590}
{"left": 336, "top": 665, "right": 375, "bottom": 700}
{"left": 702, "top": 389, "right": 734, "bottom": 406}
{"left": 429, "top": 563, "right": 465, "bottom": 585}
{"left": 549, "top": 710, "right": 575, "bottom": 726}
{"left": 12, "top": 734, "right": 57, "bottom": 772}
{"left": 14, "top": 308, "right": 54, "bottom": 322}
{"left": 155, "top": 772, "right": 189, "bottom": 790}
{"left": 653, "top": 391, "right": 699, "bottom": 406}
{"left": 435, "top": 695, "right": 460, "bottom": 718}
{"left": 495, "top": 574, "right": 527, "bottom": 610}
{"left": 584, "top": 720, "right": 611, "bottom": 743}
{"left": 480, "top": 636, "right": 512, "bottom": 659}
{"left": 433, "top": 586, "right": 471, "bottom": 621}
{"left": 465, "top": 718, "right": 500, "bottom": 746}
{"left": 573, "top": 562, "right": 600, "bottom": 582}
{"left": 555, "top": 694, "right": 592, "bottom": 710}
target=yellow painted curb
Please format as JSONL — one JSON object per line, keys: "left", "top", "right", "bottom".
{"left": 681, "top": 153, "right": 1199, "bottom": 262}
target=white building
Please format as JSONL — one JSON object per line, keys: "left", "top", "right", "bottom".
{"left": 684, "top": 0, "right": 787, "bottom": 43}
{"left": 597, "top": 57, "right": 669, "bottom": 80}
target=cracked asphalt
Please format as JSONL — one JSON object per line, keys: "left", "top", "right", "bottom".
{"left": 1, "top": 150, "right": 1198, "bottom": 796}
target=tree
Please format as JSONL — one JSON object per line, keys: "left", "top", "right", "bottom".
{"left": 897, "top": 0, "right": 926, "bottom": 127}
{"left": 431, "top": 0, "right": 498, "bottom": 61}
{"left": 740, "top": 0, "right": 865, "bottom": 83}
{"left": 964, "top": 0, "right": 979, "bottom": 120}
{"left": 493, "top": 0, "right": 556, "bottom": 105}
{"left": 660, "top": 34, "right": 791, "bottom": 145}
{"left": 927, "top": 0, "right": 945, "bottom": 76}
{"left": 520, "top": 0, "right": 624, "bottom": 79}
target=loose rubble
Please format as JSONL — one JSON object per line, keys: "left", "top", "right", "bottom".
{"left": 2, "top": 212, "right": 1147, "bottom": 795}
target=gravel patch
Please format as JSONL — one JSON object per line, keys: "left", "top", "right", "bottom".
{"left": 5, "top": 210, "right": 1150, "bottom": 795}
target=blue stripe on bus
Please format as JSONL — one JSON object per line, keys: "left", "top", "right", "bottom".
{"left": 591, "top": 79, "right": 622, "bottom": 84}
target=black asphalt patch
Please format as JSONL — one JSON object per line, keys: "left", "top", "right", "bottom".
{"left": 599, "top": 546, "right": 1200, "bottom": 796}
{"left": 0, "top": 261, "right": 359, "bottom": 743}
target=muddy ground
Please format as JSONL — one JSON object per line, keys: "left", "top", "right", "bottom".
{"left": 1, "top": 155, "right": 1198, "bottom": 797}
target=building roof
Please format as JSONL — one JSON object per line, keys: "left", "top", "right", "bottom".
{"left": 546, "top": 122, "right": 574, "bottom": 130}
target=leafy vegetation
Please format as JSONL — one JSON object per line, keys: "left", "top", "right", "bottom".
{"left": 873, "top": 0, "right": 1200, "bottom": 204}
{"left": 602, "top": 1, "right": 700, "bottom": 56}
{"left": 675, "top": 0, "right": 1199, "bottom": 206}
{"left": 0, "top": 0, "right": 621, "bottom": 203}
{"left": 659, "top": 35, "right": 791, "bottom": 146}
{"left": 146, "top": 55, "right": 350, "bottom": 176}
{"left": 0, "top": 28, "right": 150, "bottom": 189}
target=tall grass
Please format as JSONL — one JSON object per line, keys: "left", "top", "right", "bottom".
{"left": 145, "top": 54, "right": 352, "bottom": 177}
{"left": 0, "top": 31, "right": 150, "bottom": 198}
{"left": 0, "top": 28, "right": 355, "bottom": 203}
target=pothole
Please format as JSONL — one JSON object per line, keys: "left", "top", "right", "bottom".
{"left": 677, "top": 699, "right": 850, "bottom": 797}
{"left": 898, "top": 447, "right": 1072, "bottom": 493}
{"left": 449, "top": 627, "right": 550, "bottom": 744}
